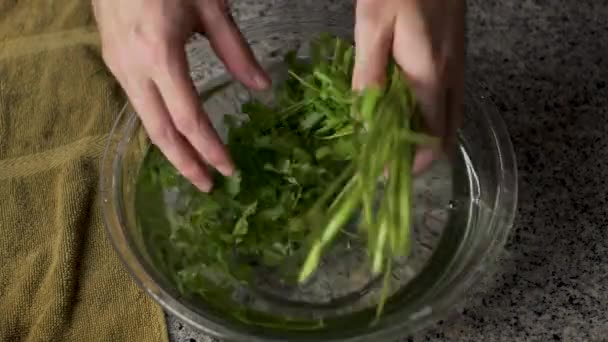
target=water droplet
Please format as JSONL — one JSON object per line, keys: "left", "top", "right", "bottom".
{"left": 448, "top": 200, "right": 457, "bottom": 209}
{"left": 409, "top": 306, "right": 433, "bottom": 320}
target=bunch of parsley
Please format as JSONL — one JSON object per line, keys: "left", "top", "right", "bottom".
{"left": 138, "top": 33, "right": 436, "bottom": 323}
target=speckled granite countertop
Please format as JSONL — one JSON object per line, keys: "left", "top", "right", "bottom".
{"left": 168, "top": 1, "right": 608, "bottom": 341}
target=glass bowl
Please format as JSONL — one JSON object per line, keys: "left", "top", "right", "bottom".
{"left": 100, "top": 11, "right": 517, "bottom": 342}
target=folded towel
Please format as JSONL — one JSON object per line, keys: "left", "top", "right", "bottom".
{"left": 0, "top": 2, "right": 167, "bottom": 341}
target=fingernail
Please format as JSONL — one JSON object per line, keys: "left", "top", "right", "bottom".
{"left": 198, "top": 180, "right": 213, "bottom": 193}
{"left": 217, "top": 163, "right": 235, "bottom": 177}
{"left": 252, "top": 72, "right": 270, "bottom": 90}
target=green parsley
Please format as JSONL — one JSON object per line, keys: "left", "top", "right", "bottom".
{"left": 136, "top": 33, "right": 437, "bottom": 327}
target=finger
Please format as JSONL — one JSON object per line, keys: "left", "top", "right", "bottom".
{"left": 125, "top": 77, "right": 213, "bottom": 192}
{"left": 198, "top": 3, "right": 270, "bottom": 90}
{"left": 152, "top": 42, "right": 235, "bottom": 177}
{"left": 414, "top": 1, "right": 465, "bottom": 174}
{"left": 414, "top": 61, "right": 463, "bottom": 175}
{"left": 352, "top": 0, "right": 395, "bottom": 90}
{"left": 391, "top": 2, "right": 445, "bottom": 175}
{"left": 393, "top": 2, "right": 445, "bottom": 138}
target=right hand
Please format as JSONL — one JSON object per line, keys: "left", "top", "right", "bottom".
{"left": 352, "top": 0, "right": 464, "bottom": 174}
{"left": 93, "top": 0, "right": 271, "bottom": 192}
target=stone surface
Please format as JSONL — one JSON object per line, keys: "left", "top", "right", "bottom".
{"left": 169, "top": 0, "right": 608, "bottom": 341}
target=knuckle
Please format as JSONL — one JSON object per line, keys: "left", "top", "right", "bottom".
{"left": 179, "top": 160, "right": 203, "bottom": 180}
{"left": 130, "top": 24, "right": 170, "bottom": 67}
{"left": 147, "top": 123, "right": 175, "bottom": 145}
{"left": 138, "top": 30, "right": 165, "bottom": 51}
{"left": 172, "top": 115, "right": 199, "bottom": 136}
{"left": 204, "top": 146, "right": 226, "bottom": 166}
{"left": 148, "top": 44, "right": 171, "bottom": 69}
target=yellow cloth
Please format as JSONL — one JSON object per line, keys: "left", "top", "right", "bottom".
{"left": 0, "top": 1, "right": 168, "bottom": 341}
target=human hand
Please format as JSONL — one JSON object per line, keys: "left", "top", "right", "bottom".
{"left": 93, "top": 0, "right": 270, "bottom": 191}
{"left": 352, "top": 0, "right": 464, "bottom": 174}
